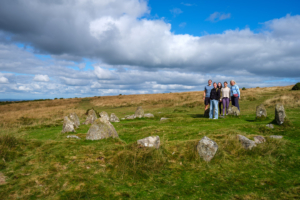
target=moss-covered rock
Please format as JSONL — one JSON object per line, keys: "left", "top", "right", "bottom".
{"left": 256, "top": 104, "right": 267, "bottom": 120}
{"left": 86, "top": 118, "right": 118, "bottom": 140}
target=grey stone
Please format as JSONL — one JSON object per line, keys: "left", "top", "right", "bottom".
{"left": 67, "top": 135, "right": 81, "bottom": 139}
{"left": 125, "top": 114, "right": 136, "bottom": 119}
{"left": 83, "top": 109, "right": 97, "bottom": 125}
{"left": 275, "top": 103, "right": 286, "bottom": 125}
{"left": 0, "top": 172, "right": 6, "bottom": 185}
{"left": 100, "top": 111, "right": 110, "bottom": 121}
{"left": 196, "top": 136, "right": 218, "bottom": 162}
{"left": 160, "top": 117, "right": 169, "bottom": 121}
{"left": 62, "top": 116, "right": 76, "bottom": 133}
{"left": 86, "top": 118, "right": 119, "bottom": 140}
{"left": 228, "top": 106, "right": 240, "bottom": 116}
{"left": 204, "top": 109, "right": 209, "bottom": 118}
{"left": 270, "top": 135, "right": 283, "bottom": 139}
{"left": 135, "top": 106, "right": 144, "bottom": 118}
{"left": 121, "top": 118, "right": 125, "bottom": 120}
{"left": 69, "top": 113, "right": 80, "bottom": 128}
{"left": 137, "top": 136, "right": 160, "bottom": 148}
{"left": 254, "top": 136, "right": 266, "bottom": 144}
{"left": 144, "top": 113, "right": 154, "bottom": 118}
{"left": 238, "top": 135, "right": 256, "bottom": 150}
{"left": 266, "top": 124, "right": 274, "bottom": 129}
{"left": 109, "top": 113, "right": 120, "bottom": 122}
{"left": 256, "top": 104, "right": 267, "bottom": 118}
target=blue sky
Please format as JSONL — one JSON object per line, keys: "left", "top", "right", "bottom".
{"left": 0, "top": 0, "right": 299, "bottom": 99}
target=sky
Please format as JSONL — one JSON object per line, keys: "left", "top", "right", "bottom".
{"left": 0, "top": 0, "right": 300, "bottom": 99}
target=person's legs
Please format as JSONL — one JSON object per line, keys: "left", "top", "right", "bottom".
{"left": 213, "top": 100, "right": 218, "bottom": 119}
{"left": 209, "top": 100, "right": 213, "bottom": 119}
{"left": 225, "top": 98, "right": 230, "bottom": 114}
{"left": 231, "top": 96, "right": 235, "bottom": 106}
{"left": 235, "top": 98, "right": 240, "bottom": 111}
{"left": 219, "top": 101, "right": 222, "bottom": 115}
{"left": 205, "top": 97, "right": 210, "bottom": 111}
{"left": 222, "top": 98, "right": 226, "bottom": 115}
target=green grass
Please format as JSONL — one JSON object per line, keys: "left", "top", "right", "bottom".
{"left": 0, "top": 90, "right": 300, "bottom": 199}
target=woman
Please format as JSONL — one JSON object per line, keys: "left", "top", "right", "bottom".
{"left": 230, "top": 80, "right": 241, "bottom": 111}
{"left": 209, "top": 82, "right": 220, "bottom": 119}
{"left": 221, "top": 81, "right": 230, "bottom": 115}
{"left": 217, "top": 82, "right": 222, "bottom": 116}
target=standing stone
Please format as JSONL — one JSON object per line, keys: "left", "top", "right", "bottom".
{"left": 62, "top": 116, "right": 76, "bottom": 133}
{"left": 228, "top": 106, "right": 240, "bottom": 116}
{"left": 86, "top": 118, "right": 119, "bottom": 140}
{"left": 83, "top": 109, "right": 97, "bottom": 125}
{"left": 69, "top": 113, "right": 80, "bottom": 128}
{"left": 137, "top": 136, "right": 160, "bottom": 148}
{"left": 109, "top": 113, "right": 120, "bottom": 122}
{"left": 135, "top": 106, "right": 144, "bottom": 118}
{"left": 204, "top": 109, "right": 209, "bottom": 118}
{"left": 238, "top": 135, "right": 256, "bottom": 150}
{"left": 196, "top": 136, "right": 218, "bottom": 162}
{"left": 100, "top": 111, "right": 110, "bottom": 121}
{"left": 256, "top": 104, "right": 267, "bottom": 119}
{"left": 275, "top": 103, "right": 286, "bottom": 125}
{"left": 125, "top": 114, "right": 136, "bottom": 119}
{"left": 254, "top": 136, "right": 266, "bottom": 144}
{"left": 144, "top": 113, "right": 154, "bottom": 118}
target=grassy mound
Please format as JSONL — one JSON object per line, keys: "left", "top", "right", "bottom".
{"left": 292, "top": 82, "right": 300, "bottom": 90}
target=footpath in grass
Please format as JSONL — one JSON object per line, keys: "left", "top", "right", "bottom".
{"left": 0, "top": 89, "right": 300, "bottom": 199}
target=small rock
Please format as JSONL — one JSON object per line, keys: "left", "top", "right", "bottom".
{"left": 256, "top": 104, "right": 267, "bottom": 118}
{"left": 266, "top": 124, "right": 274, "bottom": 129}
{"left": 196, "top": 136, "right": 218, "bottom": 162}
{"left": 86, "top": 118, "right": 119, "bottom": 140}
{"left": 254, "top": 136, "right": 266, "bottom": 144}
{"left": 62, "top": 116, "right": 76, "bottom": 133}
{"left": 160, "top": 117, "right": 169, "bottom": 121}
{"left": 269, "top": 135, "right": 283, "bottom": 139}
{"left": 275, "top": 103, "right": 286, "bottom": 125}
{"left": 83, "top": 109, "right": 97, "bottom": 125}
{"left": 121, "top": 118, "right": 125, "bottom": 120}
{"left": 204, "top": 109, "right": 209, "bottom": 118}
{"left": 144, "top": 113, "right": 154, "bottom": 118}
{"left": 0, "top": 172, "right": 6, "bottom": 185}
{"left": 228, "top": 106, "right": 240, "bottom": 116}
{"left": 135, "top": 106, "right": 144, "bottom": 118}
{"left": 109, "top": 113, "right": 120, "bottom": 122}
{"left": 125, "top": 114, "right": 136, "bottom": 119}
{"left": 238, "top": 135, "right": 256, "bottom": 150}
{"left": 67, "top": 135, "right": 81, "bottom": 139}
{"left": 69, "top": 113, "right": 80, "bottom": 128}
{"left": 137, "top": 136, "right": 160, "bottom": 148}
{"left": 100, "top": 111, "right": 110, "bottom": 121}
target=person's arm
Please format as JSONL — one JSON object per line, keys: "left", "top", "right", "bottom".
{"left": 228, "top": 88, "right": 231, "bottom": 101}
{"left": 237, "top": 85, "right": 241, "bottom": 98}
{"left": 203, "top": 87, "right": 206, "bottom": 100}
{"left": 217, "top": 89, "right": 221, "bottom": 100}
{"left": 220, "top": 88, "right": 223, "bottom": 101}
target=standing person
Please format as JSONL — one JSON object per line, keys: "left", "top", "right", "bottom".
{"left": 230, "top": 80, "right": 241, "bottom": 111}
{"left": 203, "top": 79, "right": 213, "bottom": 112}
{"left": 221, "top": 81, "right": 230, "bottom": 116}
{"left": 217, "top": 82, "right": 222, "bottom": 116}
{"left": 209, "top": 82, "right": 220, "bottom": 119}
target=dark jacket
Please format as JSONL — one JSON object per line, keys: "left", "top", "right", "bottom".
{"left": 210, "top": 88, "right": 220, "bottom": 100}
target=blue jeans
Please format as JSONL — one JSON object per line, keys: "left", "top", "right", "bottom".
{"left": 209, "top": 100, "right": 219, "bottom": 119}
{"left": 231, "top": 96, "right": 240, "bottom": 111}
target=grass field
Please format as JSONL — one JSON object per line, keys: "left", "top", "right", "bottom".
{"left": 0, "top": 85, "right": 300, "bottom": 199}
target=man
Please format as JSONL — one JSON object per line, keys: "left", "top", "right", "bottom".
{"left": 203, "top": 79, "right": 213, "bottom": 111}
{"left": 209, "top": 82, "right": 221, "bottom": 119}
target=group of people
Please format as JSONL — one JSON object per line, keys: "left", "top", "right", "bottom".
{"left": 203, "top": 79, "right": 241, "bottom": 119}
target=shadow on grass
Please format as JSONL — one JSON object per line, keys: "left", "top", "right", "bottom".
{"left": 187, "top": 114, "right": 206, "bottom": 118}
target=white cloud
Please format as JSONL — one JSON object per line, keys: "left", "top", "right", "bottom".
{"left": 179, "top": 22, "right": 186, "bottom": 28}
{"left": 170, "top": 8, "right": 183, "bottom": 16}
{"left": 206, "top": 12, "right": 231, "bottom": 22}
{"left": 0, "top": 76, "right": 8, "bottom": 84}
{"left": 33, "top": 74, "right": 50, "bottom": 82}
{"left": 94, "top": 66, "right": 118, "bottom": 80}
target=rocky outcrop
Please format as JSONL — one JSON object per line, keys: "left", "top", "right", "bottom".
{"left": 83, "top": 109, "right": 97, "bottom": 125}
{"left": 137, "top": 136, "right": 160, "bottom": 148}
{"left": 256, "top": 104, "right": 267, "bottom": 119}
{"left": 254, "top": 136, "right": 266, "bottom": 144}
{"left": 100, "top": 111, "right": 109, "bottom": 121}
{"left": 144, "top": 113, "right": 154, "bottom": 118}
{"left": 275, "top": 103, "right": 286, "bottom": 125}
{"left": 109, "top": 113, "right": 120, "bottom": 122}
{"left": 228, "top": 106, "right": 240, "bottom": 116}
{"left": 69, "top": 113, "right": 80, "bottom": 128}
{"left": 238, "top": 135, "right": 256, "bottom": 150}
{"left": 62, "top": 116, "right": 76, "bottom": 133}
{"left": 135, "top": 106, "right": 144, "bottom": 118}
{"left": 204, "top": 109, "right": 209, "bottom": 118}
{"left": 86, "top": 118, "right": 119, "bottom": 140}
{"left": 196, "top": 136, "right": 218, "bottom": 162}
